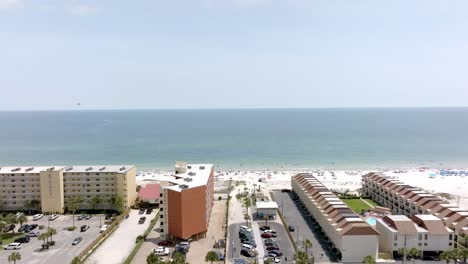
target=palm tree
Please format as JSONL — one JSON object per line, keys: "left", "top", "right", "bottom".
{"left": 17, "top": 215, "right": 27, "bottom": 227}
{"left": 459, "top": 249, "right": 468, "bottom": 264}
{"left": 48, "top": 228, "right": 57, "bottom": 243}
{"left": 408, "top": 247, "right": 420, "bottom": 263}
{"left": 296, "top": 251, "right": 308, "bottom": 264}
{"left": 66, "top": 196, "right": 82, "bottom": 227}
{"left": 108, "top": 195, "right": 125, "bottom": 214}
{"left": 90, "top": 196, "right": 102, "bottom": 211}
{"left": 205, "top": 251, "right": 219, "bottom": 263}
{"left": 8, "top": 252, "right": 21, "bottom": 264}
{"left": 172, "top": 252, "right": 187, "bottom": 264}
{"left": 71, "top": 257, "right": 82, "bottom": 264}
{"left": 362, "top": 255, "right": 376, "bottom": 264}
{"left": 439, "top": 251, "right": 451, "bottom": 264}
{"left": 303, "top": 239, "right": 312, "bottom": 258}
{"left": 24, "top": 199, "right": 40, "bottom": 215}
{"left": 451, "top": 249, "right": 460, "bottom": 263}
{"left": 244, "top": 214, "right": 251, "bottom": 226}
{"left": 146, "top": 252, "right": 164, "bottom": 264}
{"left": 38, "top": 232, "right": 48, "bottom": 248}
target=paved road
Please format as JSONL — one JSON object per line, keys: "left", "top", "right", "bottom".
{"left": 86, "top": 209, "right": 158, "bottom": 264}
{"left": 273, "top": 191, "right": 335, "bottom": 263}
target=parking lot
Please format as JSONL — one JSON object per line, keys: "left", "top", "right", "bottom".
{"left": 0, "top": 214, "right": 103, "bottom": 264}
{"left": 227, "top": 221, "right": 294, "bottom": 263}
{"left": 272, "top": 191, "right": 336, "bottom": 263}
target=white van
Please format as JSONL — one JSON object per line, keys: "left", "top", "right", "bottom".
{"left": 4, "top": 243, "right": 21, "bottom": 250}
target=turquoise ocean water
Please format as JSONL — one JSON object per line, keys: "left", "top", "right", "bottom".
{"left": 0, "top": 108, "right": 467, "bottom": 170}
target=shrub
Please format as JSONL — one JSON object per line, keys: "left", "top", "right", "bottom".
{"left": 136, "top": 235, "right": 145, "bottom": 243}
{"left": 38, "top": 225, "right": 45, "bottom": 230}
{"left": 67, "top": 226, "right": 77, "bottom": 231}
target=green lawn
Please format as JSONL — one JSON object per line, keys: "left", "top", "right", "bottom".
{"left": 364, "top": 199, "right": 379, "bottom": 207}
{"left": 342, "top": 199, "right": 372, "bottom": 214}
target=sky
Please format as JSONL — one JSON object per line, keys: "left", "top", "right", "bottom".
{"left": 1, "top": 0, "right": 468, "bottom": 110}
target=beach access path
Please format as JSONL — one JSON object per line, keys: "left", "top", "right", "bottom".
{"left": 86, "top": 209, "right": 157, "bottom": 264}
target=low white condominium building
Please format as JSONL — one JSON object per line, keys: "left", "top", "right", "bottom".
{"left": 362, "top": 172, "right": 468, "bottom": 236}
{"left": 0, "top": 165, "right": 137, "bottom": 213}
{"left": 376, "top": 214, "right": 454, "bottom": 258}
{"left": 292, "top": 173, "right": 379, "bottom": 263}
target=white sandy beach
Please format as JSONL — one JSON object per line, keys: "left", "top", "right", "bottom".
{"left": 135, "top": 168, "right": 468, "bottom": 210}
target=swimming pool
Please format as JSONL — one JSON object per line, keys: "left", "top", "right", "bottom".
{"left": 366, "top": 217, "right": 377, "bottom": 225}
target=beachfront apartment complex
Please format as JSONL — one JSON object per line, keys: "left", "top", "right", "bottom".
{"left": 362, "top": 172, "right": 468, "bottom": 236}
{"left": 0, "top": 165, "right": 137, "bottom": 213}
{"left": 376, "top": 214, "right": 454, "bottom": 258}
{"left": 292, "top": 173, "right": 379, "bottom": 263}
{"left": 159, "top": 162, "right": 214, "bottom": 240}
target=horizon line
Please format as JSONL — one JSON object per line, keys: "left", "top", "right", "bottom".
{"left": 1, "top": 106, "right": 468, "bottom": 112}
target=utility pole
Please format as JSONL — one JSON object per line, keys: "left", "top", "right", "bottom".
{"left": 281, "top": 199, "right": 284, "bottom": 216}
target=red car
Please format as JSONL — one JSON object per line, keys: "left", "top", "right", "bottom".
{"left": 261, "top": 233, "right": 272, "bottom": 238}
{"left": 266, "top": 246, "right": 280, "bottom": 251}
{"left": 157, "top": 240, "right": 174, "bottom": 247}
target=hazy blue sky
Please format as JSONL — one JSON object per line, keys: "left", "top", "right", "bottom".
{"left": 1, "top": 0, "right": 468, "bottom": 110}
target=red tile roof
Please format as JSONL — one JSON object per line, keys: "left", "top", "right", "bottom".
{"left": 138, "top": 183, "right": 160, "bottom": 201}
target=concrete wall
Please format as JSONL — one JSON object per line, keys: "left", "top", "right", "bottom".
{"left": 39, "top": 169, "right": 64, "bottom": 213}
{"left": 341, "top": 235, "right": 378, "bottom": 263}
{"left": 168, "top": 186, "right": 207, "bottom": 240}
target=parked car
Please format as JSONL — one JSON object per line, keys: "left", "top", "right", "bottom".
{"left": 240, "top": 226, "right": 251, "bottom": 232}
{"left": 266, "top": 250, "right": 283, "bottom": 257}
{"left": 105, "top": 214, "right": 112, "bottom": 220}
{"left": 139, "top": 208, "right": 146, "bottom": 214}
{"left": 288, "top": 225, "right": 295, "bottom": 232}
{"left": 259, "top": 225, "right": 271, "bottom": 231}
{"left": 100, "top": 224, "right": 109, "bottom": 233}
{"left": 241, "top": 244, "right": 256, "bottom": 251}
{"left": 264, "top": 241, "right": 278, "bottom": 247}
{"left": 29, "top": 224, "right": 38, "bottom": 230}
{"left": 266, "top": 245, "right": 280, "bottom": 251}
{"left": 80, "top": 225, "right": 90, "bottom": 232}
{"left": 138, "top": 217, "right": 146, "bottom": 224}
{"left": 48, "top": 214, "right": 59, "bottom": 221}
{"left": 4, "top": 243, "right": 21, "bottom": 250}
{"left": 32, "top": 214, "right": 44, "bottom": 221}
{"left": 216, "top": 251, "right": 225, "bottom": 261}
{"left": 153, "top": 246, "right": 170, "bottom": 256}
{"left": 261, "top": 233, "right": 273, "bottom": 238}
{"left": 265, "top": 257, "right": 281, "bottom": 263}
{"left": 240, "top": 249, "right": 255, "bottom": 258}
{"left": 14, "top": 236, "right": 30, "bottom": 243}
{"left": 72, "top": 237, "right": 83, "bottom": 245}
{"left": 175, "top": 242, "right": 189, "bottom": 254}
{"left": 213, "top": 239, "right": 225, "bottom": 248}
{"left": 77, "top": 214, "right": 86, "bottom": 220}
{"left": 240, "top": 239, "right": 256, "bottom": 247}
{"left": 16, "top": 212, "right": 24, "bottom": 218}
{"left": 262, "top": 229, "right": 276, "bottom": 234}
{"left": 18, "top": 224, "right": 29, "bottom": 233}
{"left": 146, "top": 208, "right": 153, "bottom": 214}
{"left": 28, "top": 231, "right": 40, "bottom": 237}
{"left": 3, "top": 224, "right": 16, "bottom": 233}
{"left": 85, "top": 214, "right": 91, "bottom": 220}
{"left": 158, "top": 240, "right": 174, "bottom": 247}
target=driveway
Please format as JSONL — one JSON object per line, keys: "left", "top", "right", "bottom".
{"left": 86, "top": 209, "right": 158, "bottom": 264}
{"left": 272, "top": 191, "right": 335, "bottom": 263}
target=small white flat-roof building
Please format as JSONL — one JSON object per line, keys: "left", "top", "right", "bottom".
{"left": 256, "top": 201, "right": 278, "bottom": 219}
{"left": 376, "top": 214, "right": 454, "bottom": 259}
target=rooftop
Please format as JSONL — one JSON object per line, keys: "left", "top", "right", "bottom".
{"left": 165, "top": 163, "right": 213, "bottom": 192}
{"left": 0, "top": 165, "right": 134, "bottom": 174}
{"left": 256, "top": 201, "right": 279, "bottom": 210}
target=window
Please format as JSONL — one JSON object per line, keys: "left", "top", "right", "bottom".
{"left": 160, "top": 208, "right": 163, "bottom": 211}
{"left": 418, "top": 243, "right": 422, "bottom": 246}
{"left": 424, "top": 234, "right": 428, "bottom": 240}
{"left": 418, "top": 234, "right": 422, "bottom": 240}
{"left": 394, "top": 243, "right": 397, "bottom": 247}
{"left": 449, "top": 242, "right": 452, "bottom": 246}
{"left": 160, "top": 222, "right": 163, "bottom": 225}
{"left": 160, "top": 229, "right": 164, "bottom": 232}
{"left": 160, "top": 215, "right": 163, "bottom": 218}
{"left": 160, "top": 200, "right": 163, "bottom": 204}
{"left": 424, "top": 243, "right": 427, "bottom": 246}
{"left": 449, "top": 234, "right": 453, "bottom": 240}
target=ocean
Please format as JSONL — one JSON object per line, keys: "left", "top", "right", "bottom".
{"left": 0, "top": 108, "right": 467, "bottom": 171}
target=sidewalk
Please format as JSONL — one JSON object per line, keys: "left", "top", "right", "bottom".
{"left": 131, "top": 219, "right": 161, "bottom": 264}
